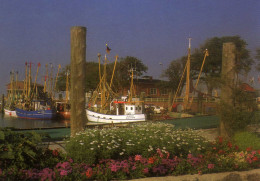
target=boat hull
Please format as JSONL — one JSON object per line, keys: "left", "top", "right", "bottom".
{"left": 86, "top": 109, "right": 146, "bottom": 123}
{"left": 15, "top": 108, "right": 56, "bottom": 120}
{"left": 4, "top": 109, "right": 17, "bottom": 117}
{"left": 58, "top": 111, "right": 71, "bottom": 120}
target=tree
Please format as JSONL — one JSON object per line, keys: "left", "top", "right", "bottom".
{"left": 56, "top": 62, "right": 100, "bottom": 93}
{"left": 191, "top": 36, "right": 253, "bottom": 95}
{"left": 56, "top": 65, "right": 70, "bottom": 92}
{"left": 163, "top": 56, "right": 187, "bottom": 93}
{"left": 111, "top": 56, "right": 148, "bottom": 92}
{"left": 85, "top": 62, "right": 100, "bottom": 92}
{"left": 56, "top": 56, "right": 147, "bottom": 94}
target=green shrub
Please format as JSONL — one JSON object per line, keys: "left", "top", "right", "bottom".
{"left": 0, "top": 128, "right": 65, "bottom": 170}
{"left": 65, "top": 122, "right": 210, "bottom": 165}
{"left": 233, "top": 131, "right": 260, "bottom": 150}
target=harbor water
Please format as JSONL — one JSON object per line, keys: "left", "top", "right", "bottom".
{"left": 0, "top": 113, "right": 70, "bottom": 129}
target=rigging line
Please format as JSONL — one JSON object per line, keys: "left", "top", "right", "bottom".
{"left": 188, "top": 49, "right": 209, "bottom": 109}
{"left": 171, "top": 60, "right": 188, "bottom": 108}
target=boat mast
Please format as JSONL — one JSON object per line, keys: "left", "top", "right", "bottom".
{"left": 65, "top": 69, "right": 69, "bottom": 104}
{"left": 28, "top": 62, "right": 32, "bottom": 98}
{"left": 10, "top": 70, "right": 14, "bottom": 102}
{"left": 110, "top": 55, "right": 118, "bottom": 88}
{"left": 15, "top": 71, "right": 18, "bottom": 100}
{"left": 98, "top": 53, "right": 102, "bottom": 84}
{"left": 24, "top": 62, "right": 28, "bottom": 99}
{"left": 54, "top": 64, "right": 61, "bottom": 99}
{"left": 49, "top": 63, "right": 53, "bottom": 98}
{"left": 44, "top": 64, "right": 48, "bottom": 93}
{"left": 184, "top": 38, "right": 191, "bottom": 110}
{"left": 101, "top": 55, "right": 107, "bottom": 109}
{"left": 32, "top": 63, "right": 41, "bottom": 99}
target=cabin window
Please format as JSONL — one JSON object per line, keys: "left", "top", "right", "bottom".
{"left": 135, "top": 107, "right": 138, "bottom": 110}
{"left": 161, "top": 89, "right": 168, "bottom": 95}
{"left": 150, "top": 88, "right": 157, "bottom": 95}
{"left": 126, "top": 107, "right": 128, "bottom": 110}
{"left": 131, "top": 107, "right": 133, "bottom": 110}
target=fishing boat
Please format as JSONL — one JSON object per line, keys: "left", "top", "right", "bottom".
{"left": 14, "top": 62, "right": 57, "bottom": 119}
{"left": 56, "top": 102, "right": 70, "bottom": 120}
{"left": 86, "top": 53, "right": 146, "bottom": 123}
{"left": 4, "top": 108, "right": 17, "bottom": 117}
{"left": 4, "top": 70, "right": 19, "bottom": 117}
{"left": 56, "top": 69, "right": 71, "bottom": 120}
{"left": 15, "top": 100, "right": 56, "bottom": 119}
{"left": 87, "top": 98, "right": 146, "bottom": 123}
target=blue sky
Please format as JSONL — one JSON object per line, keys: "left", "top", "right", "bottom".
{"left": 0, "top": 0, "right": 259, "bottom": 94}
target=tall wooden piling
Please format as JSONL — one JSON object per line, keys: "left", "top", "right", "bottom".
{"left": 70, "top": 26, "right": 86, "bottom": 137}
{"left": 220, "top": 42, "right": 236, "bottom": 138}
{"left": 1, "top": 94, "right": 4, "bottom": 114}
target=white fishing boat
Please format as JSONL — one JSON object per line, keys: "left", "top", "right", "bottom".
{"left": 4, "top": 108, "right": 17, "bottom": 117}
{"left": 86, "top": 99, "right": 146, "bottom": 123}
{"left": 86, "top": 53, "right": 146, "bottom": 123}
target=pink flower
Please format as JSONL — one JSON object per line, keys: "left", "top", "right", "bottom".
{"left": 85, "top": 168, "right": 93, "bottom": 178}
{"left": 135, "top": 155, "right": 142, "bottom": 161}
{"left": 228, "top": 142, "right": 232, "bottom": 148}
{"left": 246, "top": 147, "right": 252, "bottom": 152}
{"left": 59, "top": 170, "right": 68, "bottom": 176}
{"left": 218, "top": 136, "right": 223, "bottom": 144}
{"left": 156, "top": 148, "right": 164, "bottom": 158}
{"left": 143, "top": 168, "right": 149, "bottom": 174}
{"left": 208, "top": 164, "right": 214, "bottom": 169}
{"left": 148, "top": 157, "right": 155, "bottom": 164}
{"left": 110, "top": 163, "right": 118, "bottom": 172}
{"left": 198, "top": 170, "right": 202, "bottom": 175}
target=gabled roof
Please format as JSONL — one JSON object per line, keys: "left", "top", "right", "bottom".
{"left": 240, "top": 83, "right": 255, "bottom": 92}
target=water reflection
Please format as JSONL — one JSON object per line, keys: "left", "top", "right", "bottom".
{"left": 0, "top": 113, "right": 70, "bottom": 129}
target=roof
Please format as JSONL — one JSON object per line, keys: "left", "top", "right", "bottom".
{"left": 240, "top": 83, "right": 255, "bottom": 92}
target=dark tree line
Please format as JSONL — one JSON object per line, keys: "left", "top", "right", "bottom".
{"left": 163, "top": 36, "right": 254, "bottom": 95}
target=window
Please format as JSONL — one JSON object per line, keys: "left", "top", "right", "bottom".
{"left": 161, "top": 89, "right": 168, "bottom": 95}
{"left": 150, "top": 88, "right": 157, "bottom": 95}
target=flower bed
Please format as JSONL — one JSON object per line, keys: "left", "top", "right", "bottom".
{"left": 0, "top": 123, "right": 259, "bottom": 180}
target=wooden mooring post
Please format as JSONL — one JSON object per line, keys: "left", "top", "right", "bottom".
{"left": 1, "top": 94, "right": 4, "bottom": 114}
{"left": 220, "top": 42, "right": 236, "bottom": 138}
{"left": 70, "top": 26, "right": 87, "bottom": 137}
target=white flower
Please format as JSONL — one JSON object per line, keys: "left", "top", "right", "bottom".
{"left": 120, "top": 152, "right": 124, "bottom": 155}
{"left": 90, "top": 148, "right": 94, "bottom": 150}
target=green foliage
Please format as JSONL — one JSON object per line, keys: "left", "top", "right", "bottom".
{"left": 233, "top": 131, "right": 260, "bottom": 150}
{"left": 163, "top": 57, "right": 186, "bottom": 92}
{"left": 65, "top": 122, "right": 209, "bottom": 165}
{"left": 218, "top": 83, "right": 258, "bottom": 136}
{"left": 164, "top": 36, "right": 252, "bottom": 95}
{"left": 56, "top": 56, "right": 148, "bottom": 93}
{"left": 0, "top": 128, "right": 65, "bottom": 170}
{"left": 112, "top": 56, "right": 148, "bottom": 91}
